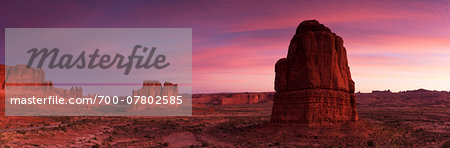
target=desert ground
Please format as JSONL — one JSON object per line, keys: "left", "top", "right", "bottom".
{"left": 0, "top": 91, "right": 449, "bottom": 147}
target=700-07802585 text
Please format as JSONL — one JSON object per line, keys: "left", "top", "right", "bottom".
{"left": 9, "top": 95, "right": 183, "bottom": 105}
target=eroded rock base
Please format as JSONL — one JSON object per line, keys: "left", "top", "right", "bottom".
{"left": 271, "top": 89, "right": 358, "bottom": 127}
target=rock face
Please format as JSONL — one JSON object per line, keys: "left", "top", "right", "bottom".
{"left": 271, "top": 20, "right": 358, "bottom": 127}
{"left": 1, "top": 65, "right": 5, "bottom": 90}
{"left": 3, "top": 65, "right": 83, "bottom": 98}
{"left": 132, "top": 81, "right": 178, "bottom": 97}
{"left": 1, "top": 64, "right": 4, "bottom": 115}
{"left": 193, "top": 92, "right": 273, "bottom": 105}
{"left": 5, "top": 65, "right": 45, "bottom": 83}
{"left": 132, "top": 80, "right": 163, "bottom": 98}
{"left": 131, "top": 81, "right": 179, "bottom": 110}
{"left": 162, "top": 82, "right": 179, "bottom": 97}
{"left": 357, "top": 89, "right": 450, "bottom": 108}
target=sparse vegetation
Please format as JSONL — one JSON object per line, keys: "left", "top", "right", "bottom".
{"left": 367, "top": 140, "right": 375, "bottom": 147}
{"left": 163, "top": 142, "right": 169, "bottom": 147}
{"left": 92, "top": 143, "right": 100, "bottom": 148}
{"left": 107, "top": 136, "right": 113, "bottom": 142}
{"left": 0, "top": 95, "right": 447, "bottom": 147}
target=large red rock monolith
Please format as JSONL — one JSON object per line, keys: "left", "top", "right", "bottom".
{"left": 271, "top": 20, "right": 358, "bottom": 127}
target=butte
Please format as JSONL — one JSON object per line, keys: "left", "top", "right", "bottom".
{"left": 271, "top": 20, "right": 358, "bottom": 127}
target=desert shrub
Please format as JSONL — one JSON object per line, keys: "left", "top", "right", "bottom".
{"left": 201, "top": 142, "right": 209, "bottom": 147}
{"left": 133, "top": 119, "right": 139, "bottom": 125}
{"left": 92, "top": 143, "right": 100, "bottom": 148}
{"left": 60, "top": 126, "right": 67, "bottom": 132}
{"left": 163, "top": 142, "right": 169, "bottom": 147}
{"left": 144, "top": 134, "right": 154, "bottom": 139}
{"left": 367, "top": 140, "right": 375, "bottom": 147}
{"left": 183, "top": 125, "right": 203, "bottom": 133}
{"left": 0, "top": 134, "right": 11, "bottom": 145}
{"left": 442, "top": 139, "right": 450, "bottom": 148}
{"left": 16, "top": 130, "right": 26, "bottom": 135}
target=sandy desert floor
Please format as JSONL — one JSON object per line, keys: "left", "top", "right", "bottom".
{"left": 0, "top": 102, "right": 448, "bottom": 147}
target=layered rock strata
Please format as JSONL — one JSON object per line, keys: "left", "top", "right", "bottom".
{"left": 2, "top": 65, "right": 82, "bottom": 98}
{"left": 271, "top": 20, "right": 358, "bottom": 127}
{"left": 192, "top": 92, "right": 273, "bottom": 105}
{"left": 131, "top": 81, "right": 179, "bottom": 110}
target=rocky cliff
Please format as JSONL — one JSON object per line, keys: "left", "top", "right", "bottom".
{"left": 0, "top": 65, "right": 4, "bottom": 115}
{"left": 132, "top": 81, "right": 179, "bottom": 97}
{"left": 1, "top": 65, "right": 4, "bottom": 90}
{"left": 193, "top": 92, "right": 273, "bottom": 105}
{"left": 0, "top": 64, "right": 85, "bottom": 115}
{"left": 162, "top": 82, "right": 179, "bottom": 97}
{"left": 131, "top": 81, "right": 179, "bottom": 110}
{"left": 357, "top": 89, "right": 450, "bottom": 107}
{"left": 271, "top": 20, "right": 358, "bottom": 127}
{"left": 190, "top": 89, "right": 448, "bottom": 108}
{"left": 2, "top": 65, "right": 83, "bottom": 98}
{"left": 132, "top": 80, "right": 163, "bottom": 97}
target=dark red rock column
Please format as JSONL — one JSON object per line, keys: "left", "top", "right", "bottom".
{"left": 271, "top": 20, "right": 358, "bottom": 127}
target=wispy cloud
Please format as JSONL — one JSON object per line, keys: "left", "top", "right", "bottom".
{"left": 1, "top": 0, "right": 449, "bottom": 93}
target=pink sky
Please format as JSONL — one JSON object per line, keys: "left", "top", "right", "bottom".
{"left": 1, "top": 0, "right": 450, "bottom": 93}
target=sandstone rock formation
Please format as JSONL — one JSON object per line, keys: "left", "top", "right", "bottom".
{"left": 131, "top": 81, "right": 179, "bottom": 110}
{"left": 357, "top": 89, "right": 450, "bottom": 108}
{"left": 1, "top": 64, "right": 4, "bottom": 115}
{"left": 3, "top": 65, "right": 83, "bottom": 98}
{"left": 271, "top": 20, "right": 358, "bottom": 127}
{"left": 192, "top": 92, "right": 273, "bottom": 105}
{"left": 132, "top": 81, "right": 179, "bottom": 97}
{"left": 132, "top": 80, "right": 163, "bottom": 98}
{"left": 1, "top": 64, "right": 6, "bottom": 90}
{"left": 162, "top": 82, "right": 179, "bottom": 97}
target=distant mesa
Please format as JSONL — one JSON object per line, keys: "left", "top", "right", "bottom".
{"left": 131, "top": 80, "right": 179, "bottom": 110}
{"left": 0, "top": 64, "right": 85, "bottom": 115}
{"left": 192, "top": 92, "right": 273, "bottom": 105}
{"left": 132, "top": 80, "right": 179, "bottom": 97}
{"left": 372, "top": 89, "right": 392, "bottom": 93}
{"left": 2, "top": 65, "right": 83, "bottom": 98}
{"left": 403, "top": 88, "right": 432, "bottom": 93}
{"left": 271, "top": 20, "right": 358, "bottom": 127}
{"left": 0, "top": 64, "right": 182, "bottom": 113}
